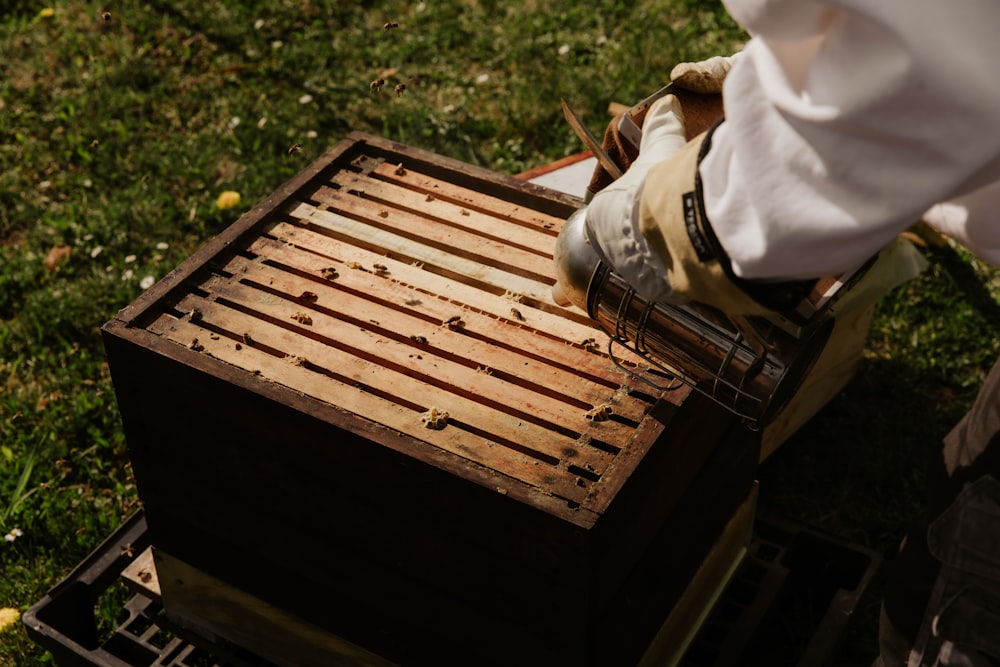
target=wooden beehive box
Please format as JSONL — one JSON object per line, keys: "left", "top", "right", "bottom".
{"left": 102, "top": 133, "right": 757, "bottom": 666}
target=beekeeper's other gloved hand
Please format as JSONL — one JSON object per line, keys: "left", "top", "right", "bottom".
{"left": 669, "top": 52, "right": 743, "bottom": 94}
{"left": 584, "top": 54, "right": 737, "bottom": 196}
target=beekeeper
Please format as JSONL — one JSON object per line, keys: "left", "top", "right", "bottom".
{"left": 563, "top": 1, "right": 1000, "bottom": 665}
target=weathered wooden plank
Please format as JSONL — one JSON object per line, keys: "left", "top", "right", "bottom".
{"left": 257, "top": 220, "right": 597, "bottom": 336}
{"left": 326, "top": 172, "right": 556, "bottom": 250}
{"left": 216, "top": 252, "right": 655, "bottom": 425}
{"left": 120, "top": 546, "right": 159, "bottom": 599}
{"left": 367, "top": 159, "right": 566, "bottom": 233}
{"left": 286, "top": 201, "right": 554, "bottom": 303}
{"left": 154, "top": 548, "right": 399, "bottom": 667}
{"left": 191, "top": 274, "right": 637, "bottom": 447}
{"left": 149, "top": 304, "right": 606, "bottom": 498}
{"left": 637, "top": 486, "right": 756, "bottom": 667}
{"left": 321, "top": 173, "right": 555, "bottom": 261}
{"left": 252, "top": 222, "right": 665, "bottom": 392}
{"left": 313, "top": 181, "right": 554, "bottom": 281}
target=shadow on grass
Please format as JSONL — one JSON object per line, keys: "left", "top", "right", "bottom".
{"left": 929, "top": 243, "right": 1000, "bottom": 331}
{"left": 756, "top": 352, "right": 971, "bottom": 665}
{"left": 753, "top": 242, "right": 1000, "bottom": 664}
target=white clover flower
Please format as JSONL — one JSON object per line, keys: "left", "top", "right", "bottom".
{"left": 475, "top": 73, "right": 490, "bottom": 85}
{"left": 124, "top": 254, "right": 136, "bottom": 264}
{"left": 4, "top": 528, "right": 22, "bottom": 542}
{"left": 298, "top": 94, "right": 313, "bottom": 105}
{"left": 558, "top": 44, "right": 571, "bottom": 56}
{"left": 122, "top": 269, "right": 134, "bottom": 281}
{"left": 90, "top": 246, "right": 103, "bottom": 259}
{"left": 140, "top": 276, "right": 155, "bottom": 290}
{"left": 155, "top": 242, "right": 169, "bottom": 251}
{"left": 228, "top": 116, "right": 241, "bottom": 130}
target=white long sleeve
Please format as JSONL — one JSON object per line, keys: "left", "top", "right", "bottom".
{"left": 701, "top": 0, "right": 1000, "bottom": 280}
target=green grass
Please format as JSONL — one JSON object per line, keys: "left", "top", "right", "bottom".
{"left": 1, "top": 1, "right": 998, "bottom": 665}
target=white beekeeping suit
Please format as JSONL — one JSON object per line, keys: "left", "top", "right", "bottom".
{"left": 568, "top": 2, "right": 1000, "bottom": 666}
{"left": 705, "top": 0, "right": 1000, "bottom": 281}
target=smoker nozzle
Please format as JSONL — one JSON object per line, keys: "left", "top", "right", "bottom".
{"left": 552, "top": 208, "right": 599, "bottom": 312}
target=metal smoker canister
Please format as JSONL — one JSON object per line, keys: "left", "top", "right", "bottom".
{"left": 553, "top": 208, "right": 834, "bottom": 427}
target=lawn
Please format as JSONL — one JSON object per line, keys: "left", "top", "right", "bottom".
{"left": 2, "top": 1, "right": 998, "bottom": 665}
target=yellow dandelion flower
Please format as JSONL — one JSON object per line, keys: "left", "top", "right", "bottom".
{"left": 39, "top": 8, "right": 55, "bottom": 18}
{"left": 0, "top": 607, "right": 19, "bottom": 633}
{"left": 216, "top": 191, "right": 241, "bottom": 210}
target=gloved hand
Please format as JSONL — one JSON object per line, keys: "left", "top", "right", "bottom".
{"left": 576, "top": 90, "right": 814, "bottom": 316}
{"left": 582, "top": 94, "right": 689, "bottom": 303}
{"left": 669, "top": 52, "right": 743, "bottom": 94}
{"left": 584, "top": 54, "right": 736, "bottom": 196}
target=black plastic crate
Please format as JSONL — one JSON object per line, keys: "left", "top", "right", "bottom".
{"left": 680, "top": 516, "right": 882, "bottom": 667}
{"left": 22, "top": 512, "right": 272, "bottom": 667}
{"left": 23, "top": 512, "right": 881, "bottom": 667}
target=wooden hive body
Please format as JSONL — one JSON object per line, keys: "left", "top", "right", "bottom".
{"left": 102, "top": 133, "right": 757, "bottom": 666}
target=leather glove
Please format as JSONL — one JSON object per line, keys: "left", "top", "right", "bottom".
{"left": 583, "top": 95, "right": 813, "bottom": 315}
{"left": 669, "top": 52, "right": 743, "bottom": 94}
{"left": 585, "top": 55, "right": 736, "bottom": 196}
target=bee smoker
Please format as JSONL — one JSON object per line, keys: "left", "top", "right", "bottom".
{"left": 553, "top": 208, "right": 845, "bottom": 428}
